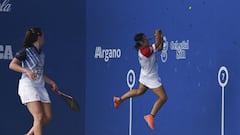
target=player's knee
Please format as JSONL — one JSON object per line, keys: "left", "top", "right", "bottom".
{"left": 161, "top": 94, "right": 168, "bottom": 103}
{"left": 34, "top": 113, "right": 44, "bottom": 123}
{"left": 45, "top": 115, "right": 52, "bottom": 124}
{"left": 157, "top": 94, "right": 167, "bottom": 104}
{"left": 136, "top": 90, "right": 145, "bottom": 96}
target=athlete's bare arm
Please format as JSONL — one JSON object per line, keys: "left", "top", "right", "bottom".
{"left": 154, "top": 29, "right": 164, "bottom": 51}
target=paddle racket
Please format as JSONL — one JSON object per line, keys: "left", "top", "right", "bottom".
{"left": 57, "top": 91, "right": 80, "bottom": 112}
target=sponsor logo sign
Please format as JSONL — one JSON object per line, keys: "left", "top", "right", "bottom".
{"left": 0, "top": 0, "right": 12, "bottom": 12}
{"left": 94, "top": 46, "right": 121, "bottom": 62}
{"left": 0, "top": 45, "right": 13, "bottom": 60}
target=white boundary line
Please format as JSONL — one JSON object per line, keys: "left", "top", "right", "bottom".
{"left": 218, "top": 66, "right": 229, "bottom": 135}
{"left": 127, "top": 69, "right": 135, "bottom": 135}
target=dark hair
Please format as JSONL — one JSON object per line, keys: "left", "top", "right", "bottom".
{"left": 22, "top": 27, "right": 42, "bottom": 48}
{"left": 134, "top": 33, "right": 145, "bottom": 50}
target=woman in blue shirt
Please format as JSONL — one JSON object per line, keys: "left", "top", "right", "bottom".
{"left": 9, "top": 28, "right": 58, "bottom": 135}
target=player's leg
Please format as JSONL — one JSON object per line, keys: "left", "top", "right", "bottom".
{"left": 41, "top": 103, "right": 52, "bottom": 126}
{"left": 26, "top": 101, "right": 44, "bottom": 135}
{"left": 144, "top": 85, "right": 168, "bottom": 130}
{"left": 25, "top": 103, "right": 52, "bottom": 135}
{"left": 114, "top": 83, "right": 148, "bottom": 108}
{"left": 25, "top": 127, "right": 34, "bottom": 135}
{"left": 121, "top": 83, "right": 148, "bottom": 100}
{"left": 150, "top": 85, "right": 168, "bottom": 116}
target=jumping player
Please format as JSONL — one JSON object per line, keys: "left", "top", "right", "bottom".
{"left": 113, "top": 29, "right": 168, "bottom": 130}
{"left": 9, "top": 28, "right": 58, "bottom": 135}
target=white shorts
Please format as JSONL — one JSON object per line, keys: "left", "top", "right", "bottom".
{"left": 18, "top": 80, "right": 51, "bottom": 104}
{"left": 139, "top": 76, "right": 162, "bottom": 89}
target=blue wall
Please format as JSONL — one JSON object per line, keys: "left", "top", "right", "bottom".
{"left": 86, "top": 0, "right": 240, "bottom": 135}
{"left": 1, "top": 0, "right": 240, "bottom": 135}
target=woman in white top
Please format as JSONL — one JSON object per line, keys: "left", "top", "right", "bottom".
{"left": 9, "top": 28, "right": 58, "bottom": 135}
{"left": 113, "top": 29, "right": 168, "bottom": 130}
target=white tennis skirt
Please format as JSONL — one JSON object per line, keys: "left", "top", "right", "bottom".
{"left": 18, "top": 79, "right": 51, "bottom": 104}
{"left": 139, "top": 75, "right": 162, "bottom": 89}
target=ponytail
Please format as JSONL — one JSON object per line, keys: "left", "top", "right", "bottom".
{"left": 22, "top": 27, "right": 42, "bottom": 48}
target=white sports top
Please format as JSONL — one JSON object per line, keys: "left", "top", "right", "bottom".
{"left": 138, "top": 44, "right": 162, "bottom": 88}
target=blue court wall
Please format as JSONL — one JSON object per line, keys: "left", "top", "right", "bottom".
{"left": 0, "top": 0, "right": 85, "bottom": 135}
{"left": 1, "top": 0, "right": 240, "bottom": 135}
{"left": 86, "top": 0, "right": 240, "bottom": 135}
